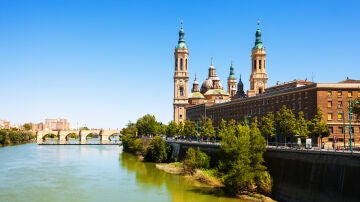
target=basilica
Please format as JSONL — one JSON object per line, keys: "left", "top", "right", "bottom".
{"left": 173, "top": 22, "right": 268, "bottom": 123}
{"left": 172, "top": 22, "right": 360, "bottom": 147}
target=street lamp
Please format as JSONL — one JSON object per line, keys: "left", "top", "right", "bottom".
{"left": 348, "top": 99, "right": 360, "bottom": 154}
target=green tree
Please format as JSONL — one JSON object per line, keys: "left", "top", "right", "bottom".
{"left": 308, "top": 107, "right": 329, "bottom": 147}
{"left": 136, "top": 114, "right": 158, "bottom": 136}
{"left": 295, "top": 111, "right": 310, "bottom": 138}
{"left": 219, "top": 123, "right": 253, "bottom": 194}
{"left": 260, "top": 112, "right": 275, "bottom": 144}
{"left": 353, "top": 97, "right": 360, "bottom": 116}
{"left": 275, "top": 105, "right": 297, "bottom": 145}
{"left": 144, "top": 136, "right": 169, "bottom": 163}
{"left": 183, "top": 120, "right": 196, "bottom": 139}
{"left": 23, "top": 123, "right": 32, "bottom": 131}
{"left": 79, "top": 126, "right": 89, "bottom": 130}
{"left": 201, "top": 118, "right": 215, "bottom": 141}
{"left": 166, "top": 121, "right": 178, "bottom": 137}
{"left": 122, "top": 121, "right": 137, "bottom": 136}
{"left": 217, "top": 119, "right": 227, "bottom": 140}
{"left": 184, "top": 147, "right": 210, "bottom": 173}
{"left": 176, "top": 122, "right": 185, "bottom": 137}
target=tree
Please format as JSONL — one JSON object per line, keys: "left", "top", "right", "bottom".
{"left": 122, "top": 121, "right": 137, "bottom": 136}
{"left": 295, "top": 111, "right": 310, "bottom": 138}
{"left": 79, "top": 126, "right": 89, "bottom": 130}
{"left": 176, "top": 122, "right": 185, "bottom": 137}
{"left": 184, "top": 147, "right": 210, "bottom": 173}
{"left": 166, "top": 121, "right": 178, "bottom": 137}
{"left": 201, "top": 118, "right": 215, "bottom": 141}
{"left": 144, "top": 136, "right": 169, "bottom": 163}
{"left": 308, "top": 107, "right": 329, "bottom": 147}
{"left": 23, "top": 123, "right": 32, "bottom": 131}
{"left": 136, "top": 114, "right": 158, "bottom": 136}
{"left": 353, "top": 97, "right": 360, "bottom": 116}
{"left": 183, "top": 120, "right": 196, "bottom": 139}
{"left": 260, "top": 112, "right": 275, "bottom": 144}
{"left": 217, "top": 119, "right": 227, "bottom": 140}
{"left": 275, "top": 105, "right": 297, "bottom": 145}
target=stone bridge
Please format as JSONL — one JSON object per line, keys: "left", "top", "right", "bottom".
{"left": 37, "top": 129, "right": 122, "bottom": 144}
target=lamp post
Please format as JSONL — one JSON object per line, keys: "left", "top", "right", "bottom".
{"left": 348, "top": 99, "right": 360, "bottom": 154}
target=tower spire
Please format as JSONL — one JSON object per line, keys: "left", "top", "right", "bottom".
{"left": 177, "top": 20, "right": 186, "bottom": 48}
{"left": 253, "top": 19, "right": 263, "bottom": 50}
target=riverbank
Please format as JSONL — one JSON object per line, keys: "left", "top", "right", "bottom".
{"left": 155, "top": 162, "right": 275, "bottom": 202}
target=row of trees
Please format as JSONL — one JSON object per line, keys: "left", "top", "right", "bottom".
{"left": 121, "top": 114, "right": 272, "bottom": 196}
{"left": 0, "top": 128, "right": 36, "bottom": 146}
{"left": 125, "top": 106, "right": 329, "bottom": 146}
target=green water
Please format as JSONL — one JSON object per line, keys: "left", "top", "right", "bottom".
{"left": 0, "top": 143, "right": 244, "bottom": 202}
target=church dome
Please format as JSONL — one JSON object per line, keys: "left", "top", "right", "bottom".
{"left": 201, "top": 78, "right": 213, "bottom": 94}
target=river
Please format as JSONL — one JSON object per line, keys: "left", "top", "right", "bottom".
{"left": 0, "top": 143, "right": 246, "bottom": 202}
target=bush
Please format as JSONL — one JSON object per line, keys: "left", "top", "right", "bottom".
{"left": 184, "top": 147, "right": 210, "bottom": 173}
{"left": 144, "top": 136, "right": 169, "bottom": 163}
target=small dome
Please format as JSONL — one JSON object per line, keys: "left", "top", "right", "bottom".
{"left": 256, "top": 28, "right": 261, "bottom": 37}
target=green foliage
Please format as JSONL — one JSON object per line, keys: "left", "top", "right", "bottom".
{"left": 295, "top": 111, "right": 310, "bottom": 138}
{"left": 183, "top": 120, "right": 196, "bottom": 138}
{"left": 217, "top": 119, "right": 227, "bottom": 139}
{"left": 0, "top": 129, "right": 35, "bottom": 145}
{"left": 219, "top": 121, "right": 272, "bottom": 196}
{"left": 23, "top": 123, "right": 32, "bottom": 131}
{"left": 201, "top": 118, "right": 215, "bottom": 141}
{"left": 166, "top": 121, "right": 178, "bottom": 137}
{"left": 308, "top": 107, "right": 329, "bottom": 142}
{"left": 79, "top": 126, "right": 89, "bottom": 130}
{"left": 275, "top": 105, "right": 297, "bottom": 143}
{"left": 122, "top": 121, "right": 137, "bottom": 136}
{"left": 176, "top": 122, "right": 185, "bottom": 137}
{"left": 184, "top": 147, "right": 210, "bottom": 172}
{"left": 260, "top": 112, "right": 275, "bottom": 139}
{"left": 136, "top": 114, "right": 159, "bottom": 136}
{"left": 144, "top": 136, "right": 169, "bottom": 163}
{"left": 353, "top": 97, "right": 360, "bottom": 116}
{"left": 121, "top": 133, "right": 142, "bottom": 153}
{"left": 67, "top": 133, "right": 79, "bottom": 139}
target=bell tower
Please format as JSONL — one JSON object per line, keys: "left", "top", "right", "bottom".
{"left": 173, "top": 21, "right": 189, "bottom": 124}
{"left": 227, "top": 61, "right": 237, "bottom": 97}
{"left": 248, "top": 20, "right": 268, "bottom": 97}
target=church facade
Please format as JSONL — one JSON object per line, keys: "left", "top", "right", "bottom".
{"left": 172, "top": 22, "right": 360, "bottom": 147}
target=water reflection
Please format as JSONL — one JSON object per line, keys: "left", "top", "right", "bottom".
{"left": 120, "top": 152, "right": 244, "bottom": 202}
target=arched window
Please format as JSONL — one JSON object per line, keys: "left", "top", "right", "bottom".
{"left": 254, "top": 60, "right": 256, "bottom": 70}
{"left": 180, "top": 59, "right": 183, "bottom": 70}
{"left": 264, "top": 60, "right": 266, "bottom": 69}
{"left": 175, "top": 58, "right": 178, "bottom": 70}
{"left": 186, "top": 59, "right": 188, "bottom": 70}
{"left": 180, "top": 86, "right": 184, "bottom": 96}
{"left": 259, "top": 60, "right": 262, "bottom": 69}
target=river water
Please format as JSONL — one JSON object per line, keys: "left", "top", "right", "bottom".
{"left": 0, "top": 143, "right": 245, "bottom": 202}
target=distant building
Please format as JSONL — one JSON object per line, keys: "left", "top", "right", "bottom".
{"left": 0, "top": 120, "right": 10, "bottom": 129}
{"left": 44, "top": 118, "right": 70, "bottom": 131}
{"left": 172, "top": 21, "right": 360, "bottom": 147}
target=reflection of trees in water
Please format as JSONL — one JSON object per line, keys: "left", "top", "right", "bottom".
{"left": 120, "top": 152, "right": 166, "bottom": 187}
{"left": 119, "top": 152, "right": 240, "bottom": 202}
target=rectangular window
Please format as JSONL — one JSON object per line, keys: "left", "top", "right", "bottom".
{"left": 328, "top": 127, "right": 333, "bottom": 134}
{"left": 338, "top": 112, "right": 343, "bottom": 120}
{"left": 327, "top": 90, "right": 332, "bottom": 97}
{"left": 348, "top": 91, "right": 352, "bottom": 97}
{"left": 327, "top": 101, "right": 332, "bottom": 108}
{"left": 338, "top": 127, "right": 344, "bottom": 134}
{"left": 304, "top": 92, "right": 308, "bottom": 98}
{"left": 337, "top": 90, "right": 342, "bottom": 97}
{"left": 327, "top": 113, "right": 333, "bottom": 121}
{"left": 338, "top": 101, "right": 343, "bottom": 108}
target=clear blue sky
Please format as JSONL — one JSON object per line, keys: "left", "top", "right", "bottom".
{"left": 0, "top": 0, "right": 359, "bottom": 129}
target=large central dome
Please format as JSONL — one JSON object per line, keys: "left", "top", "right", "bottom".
{"left": 200, "top": 62, "right": 223, "bottom": 94}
